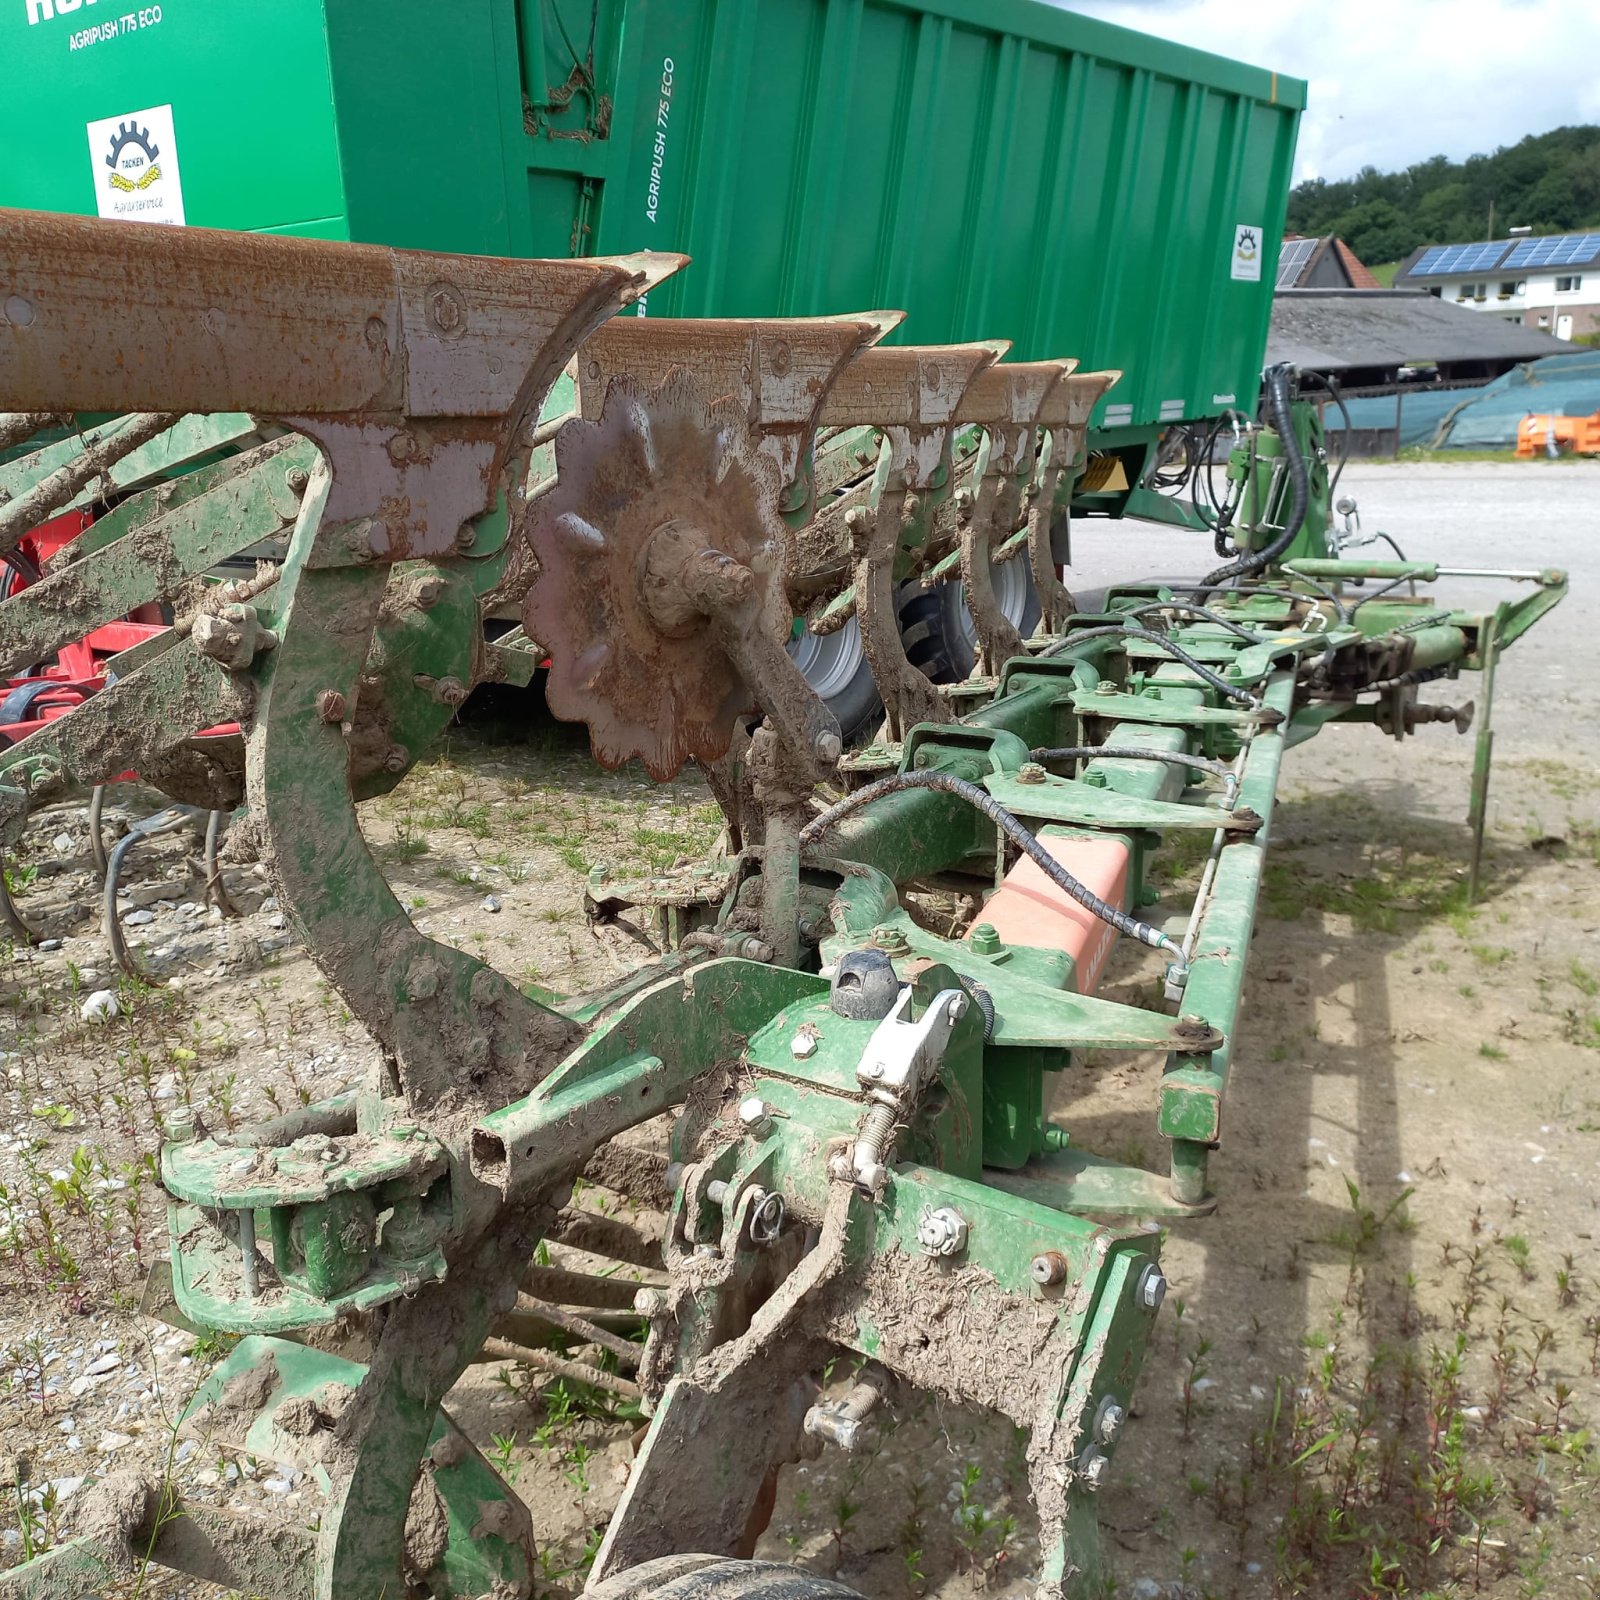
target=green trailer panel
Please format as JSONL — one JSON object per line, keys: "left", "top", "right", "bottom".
{"left": 1, "top": 0, "right": 1302, "bottom": 439}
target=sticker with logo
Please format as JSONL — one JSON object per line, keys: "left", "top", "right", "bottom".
{"left": 1230, "top": 222, "right": 1262, "bottom": 282}
{"left": 85, "top": 103, "right": 185, "bottom": 224}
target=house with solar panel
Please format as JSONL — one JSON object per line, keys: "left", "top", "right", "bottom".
{"left": 1276, "top": 235, "right": 1380, "bottom": 290}
{"left": 1394, "top": 233, "right": 1600, "bottom": 342}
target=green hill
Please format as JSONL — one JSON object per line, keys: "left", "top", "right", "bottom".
{"left": 1287, "top": 125, "right": 1600, "bottom": 269}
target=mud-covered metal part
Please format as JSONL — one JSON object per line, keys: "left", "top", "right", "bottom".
{"left": 818, "top": 341, "right": 1008, "bottom": 738}
{"left": 1028, "top": 372, "right": 1123, "bottom": 627}
{"left": 527, "top": 366, "right": 840, "bottom": 781}
{"left": 952, "top": 359, "right": 1074, "bottom": 669}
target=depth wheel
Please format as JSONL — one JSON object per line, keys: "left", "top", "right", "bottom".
{"left": 589, "top": 1556, "right": 869, "bottom": 1600}
{"left": 898, "top": 555, "right": 1041, "bottom": 683}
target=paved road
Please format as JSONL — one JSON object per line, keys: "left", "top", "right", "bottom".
{"left": 1063, "top": 459, "right": 1598, "bottom": 763}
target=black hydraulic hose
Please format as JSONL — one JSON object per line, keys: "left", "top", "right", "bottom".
{"left": 1030, "top": 746, "right": 1240, "bottom": 802}
{"left": 1126, "top": 601, "right": 1264, "bottom": 644}
{"left": 799, "top": 770, "right": 1188, "bottom": 972}
{"left": 1039, "top": 624, "right": 1264, "bottom": 710}
{"left": 1199, "top": 364, "right": 1309, "bottom": 590}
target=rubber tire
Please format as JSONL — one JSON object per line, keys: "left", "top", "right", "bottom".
{"left": 786, "top": 616, "right": 882, "bottom": 745}
{"left": 897, "top": 557, "right": 1041, "bottom": 684}
{"left": 587, "top": 1556, "right": 869, "bottom": 1600}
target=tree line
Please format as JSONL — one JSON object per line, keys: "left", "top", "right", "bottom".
{"left": 1286, "top": 125, "right": 1600, "bottom": 267}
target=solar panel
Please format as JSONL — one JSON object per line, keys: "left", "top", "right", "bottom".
{"left": 1275, "top": 237, "right": 1317, "bottom": 288}
{"left": 1407, "top": 241, "right": 1511, "bottom": 277}
{"left": 1503, "top": 232, "right": 1600, "bottom": 269}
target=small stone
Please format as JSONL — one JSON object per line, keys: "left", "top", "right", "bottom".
{"left": 85, "top": 1353, "right": 121, "bottom": 1376}
{"left": 481, "top": 895, "right": 502, "bottom": 914}
{"left": 266, "top": 913, "right": 286, "bottom": 930}
{"left": 51, "top": 832, "right": 74, "bottom": 854}
{"left": 37, "top": 939, "right": 62, "bottom": 952}
{"left": 260, "top": 1477, "right": 293, "bottom": 1496}
{"left": 123, "top": 909, "right": 156, "bottom": 927}
{"left": 261, "top": 896, "right": 278, "bottom": 913}
{"left": 80, "top": 990, "right": 120, "bottom": 1023}
{"left": 97, "top": 1431, "right": 132, "bottom": 1453}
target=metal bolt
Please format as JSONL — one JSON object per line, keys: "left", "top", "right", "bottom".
{"left": 346, "top": 520, "right": 383, "bottom": 561}
{"left": 1016, "top": 762, "right": 1048, "bottom": 785}
{"left": 286, "top": 467, "right": 310, "bottom": 496}
{"left": 706, "top": 1179, "right": 731, "bottom": 1206}
{"left": 1137, "top": 1264, "right": 1168, "bottom": 1312}
{"left": 870, "top": 924, "right": 910, "bottom": 956}
{"left": 413, "top": 575, "right": 446, "bottom": 609}
{"left": 1030, "top": 1250, "right": 1070, "bottom": 1286}
{"left": 946, "top": 993, "right": 967, "bottom": 1023}
{"left": 971, "top": 923, "right": 1003, "bottom": 956}
{"left": 790, "top": 1031, "right": 817, "bottom": 1060}
{"left": 383, "top": 745, "right": 409, "bottom": 775}
{"left": 634, "top": 1287, "right": 666, "bottom": 1318}
{"left": 454, "top": 523, "right": 477, "bottom": 553}
{"left": 433, "top": 676, "right": 469, "bottom": 708}
{"left": 739, "top": 1096, "right": 772, "bottom": 1132}
{"left": 162, "top": 1108, "right": 197, "bottom": 1145}
{"left": 915, "top": 1206, "right": 969, "bottom": 1258}
{"left": 1097, "top": 1401, "right": 1127, "bottom": 1445}
{"left": 814, "top": 730, "right": 842, "bottom": 766}
{"left": 316, "top": 689, "right": 346, "bottom": 724}
{"left": 1080, "top": 1450, "right": 1109, "bottom": 1491}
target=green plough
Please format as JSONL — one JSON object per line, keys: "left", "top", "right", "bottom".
{"left": 0, "top": 209, "right": 1564, "bottom": 1600}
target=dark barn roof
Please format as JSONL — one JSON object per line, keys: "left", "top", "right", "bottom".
{"left": 1267, "top": 289, "right": 1571, "bottom": 374}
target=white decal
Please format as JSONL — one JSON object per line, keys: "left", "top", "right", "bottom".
{"left": 86, "top": 103, "right": 185, "bottom": 225}
{"left": 645, "top": 57, "right": 675, "bottom": 225}
{"left": 1231, "top": 223, "right": 1263, "bottom": 282}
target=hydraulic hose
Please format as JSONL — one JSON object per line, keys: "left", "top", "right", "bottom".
{"left": 1199, "top": 363, "right": 1308, "bottom": 590}
{"left": 799, "top": 769, "right": 1188, "bottom": 974}
{"left": 1039, "top": 623, "right": 1264, "bottom": 710}
{"left": 1030, "top": 746, "right": 1240, "bottom": 803}
{"left": 1126, "top": 601, "right": 1264, "bottom": 644}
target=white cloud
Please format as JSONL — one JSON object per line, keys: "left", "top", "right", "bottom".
{"left": 1055, "top": 1, "right": 1600, "bottom": 184}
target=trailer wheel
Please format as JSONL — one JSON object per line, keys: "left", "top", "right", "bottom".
{"left": 897, "top": 556, "right": 1041, "bottom": 684}
{"left": 588, "top": 1556, "right": 869, "bottom": 1600}
{"left": 787, "top": 614, "right": 881, "bottom": 744}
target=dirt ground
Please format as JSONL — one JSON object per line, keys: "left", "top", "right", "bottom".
{"left": 0, "top": 460, "right": 1595, "bottom": 1599}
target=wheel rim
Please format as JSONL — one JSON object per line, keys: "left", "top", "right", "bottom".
{"left": 954, "top": 555, "right": 1031, "bottom": 649}
{"left": 788, "top": 615, "right": 866, "bottom": 702}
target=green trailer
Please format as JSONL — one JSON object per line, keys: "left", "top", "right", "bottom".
{"left": 4, "top": 0, "right": 1302, "bottom": 481}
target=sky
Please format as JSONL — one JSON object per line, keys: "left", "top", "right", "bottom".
{"left": 1058, "top": 1, "right": 1600, "bottom": 186}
